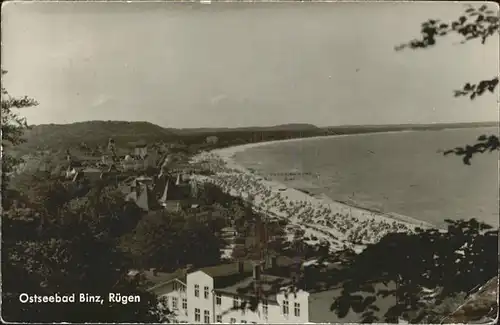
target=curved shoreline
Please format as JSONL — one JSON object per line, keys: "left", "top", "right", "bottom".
{"left": 210, "top": 134, "right": 437, "bottom": 229}
{"left": 192, "top": 133, "right": 440, "bottom": 251}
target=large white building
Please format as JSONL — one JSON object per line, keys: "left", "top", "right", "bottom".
{"left": 144, "top": 258, "right": 396, "bottom": 324}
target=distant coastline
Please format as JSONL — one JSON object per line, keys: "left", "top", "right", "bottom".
{"left": 18, "top": 120, "right": 497, "bottom": 157}
{"left": 208, "top": 126, "right": 498, "bottom": 230}
{"left": 209, "top": 131, "right": 438, "bottom": 230}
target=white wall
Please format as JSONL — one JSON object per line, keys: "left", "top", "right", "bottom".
{"left": 275, "top": 290, "right": 310, "bottom": 323}
{"left": 187, "top": 271, "right": 215, "bottom": 323}
{"left": 214, "top": 293, "right": 262, "bottom": 324}
{"left": 183, "top": 271, "right": 311, "bottom": 324}
{"left": 213, "top": 289, "right": 309, "bottom": 323}
{"left": 157, "top": 280, "right": 189, "bottom": 323}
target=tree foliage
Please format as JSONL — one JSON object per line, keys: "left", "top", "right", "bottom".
{"left": 395, "top": 4, "right": 499, "bottom": 164}
{"left": 1, "top": 72, "right": 166, "bottom": 322}
{"left": 1, "top": 70, "right": 38, "bottom": 194}
{"left": 121, "top": 210, "right": 224, "bottom": 272}
{"left": 329, "top": 219, "right": 497, "bottom": 323}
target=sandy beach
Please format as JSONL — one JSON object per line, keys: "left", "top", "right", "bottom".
{"left": 192, "top": 135, "right": 436, "bottom": 252}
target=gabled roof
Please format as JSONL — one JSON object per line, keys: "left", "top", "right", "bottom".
{"left": 216, "top": 274, "right": 292, "bottom": 302}
{"left": 199, "top": 261, "right": 254, "bottom": 279}
{"left": 144, "top": 269, "right": 188, "bottom": 294}
{"left": 134, "top": 143, "right": 147, "bottom": 148}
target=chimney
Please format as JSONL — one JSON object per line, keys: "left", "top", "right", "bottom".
{"left": 186, "top": 264, "right": 194, "bottom": 274}
{"left": 238, "top": 261, "right": 245, "bottom": 274}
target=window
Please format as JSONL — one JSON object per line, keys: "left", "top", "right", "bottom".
{"left": 216, "top": 293, "right": 221, "bottom": 305}
{"left": 230, "top": 318, "right": 236, "bottom": 324}
{"left": 194, "top": 284, "right": 200, "bottom": 297}
{"left": 216, "top": 315, "right": 222, "bottom": 323}
{"left": 233, "top": 296, "right": 240, "bottom": 308}
{"left": 164, "top": 296, "right": 169, "bottom": 308}
{"left": 283, "top": 300, "right": 289, "bottom": 315}
{"left": 204, "top": 286, "right": 210, "bottom": 299}
{"left": 182, "top": 298, "right": 187, "bottom": 310}
{"left": 204, "top": 310, "right": 210, "bottom": 323}
{"left": 294, "top": 302, "right": 300, "bottom": 317}
{"left": 195, "top": 308, "right": 201, "bottom": 322}
{"left": 172, "top": 297, "right": 178, "bottom": 310}
{"left": 262, "top": 300, "right": 268, "bottom": 315}
{"left": 180, "top": 285, "right": 186, "bottom": 293}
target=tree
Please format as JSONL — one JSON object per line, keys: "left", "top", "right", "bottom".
{"left": 329, "top": 219, "right": 497, "bottom": 323}
{"left": 395, "top": 4, "right": 499, "bottom": 164}
{"left": 1, "top": 74, "right": 166, "bottom": 322}
{"left": 1, "top": 70, "right": 38, "bottom": 205}
{"left": 121, "top": 210, "right": 224, "bottom": 272}
{"left": 2, "top": 204, "right": 166, "bottom": 322}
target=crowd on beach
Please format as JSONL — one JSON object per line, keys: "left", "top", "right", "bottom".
{"left": 192, "top": 151, "right": 419, "bottom": 252}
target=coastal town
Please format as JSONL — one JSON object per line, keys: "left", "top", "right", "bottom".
{"left": 7, "top": 134, "right": 412, "bottom": 323}
{"left": 3, "top": 1, "right": 498, "bottom": 324}
{"left": 4, "top": 128, "right": 496, "bottom": 323}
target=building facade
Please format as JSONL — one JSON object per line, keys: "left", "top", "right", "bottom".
{"left": 145, "top": 260, "right": 397, "bottom": 324}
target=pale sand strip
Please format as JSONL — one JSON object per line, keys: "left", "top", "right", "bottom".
{"left": 192, "top": 134, "right": 436, "bottom": 251}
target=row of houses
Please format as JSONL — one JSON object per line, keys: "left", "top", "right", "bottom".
{"left": 136, "top": 257, "right": 397, "bottom": 324}
{"left": 118, "top": 173, "right": 200, "bottom": 213}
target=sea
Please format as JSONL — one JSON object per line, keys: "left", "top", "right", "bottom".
{"left": 233, "top": 127, "right": 499, "bottom": 228}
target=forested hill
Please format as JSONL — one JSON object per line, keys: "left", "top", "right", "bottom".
{"left": 13, "top": 120, "right": 496, "bottom": 155}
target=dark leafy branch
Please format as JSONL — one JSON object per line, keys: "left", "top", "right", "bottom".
{"left": 395, "top": 5, "right": 499, "bottom": 164}
{"left": 443, "top": 134, "right": 499, "bottom": 165}
{"left": 395, "top": 5, "right": 499, "bottom": 51}
{"left": 453, "top": 77, "right": 499, "bottom": 100}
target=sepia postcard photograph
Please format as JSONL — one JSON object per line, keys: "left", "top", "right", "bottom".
{"left": 1, "top": 0, "right": 499, "bottom": 323}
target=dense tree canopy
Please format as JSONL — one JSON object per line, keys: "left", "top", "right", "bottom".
{"left": 1, "top": 71, "right": 166, "bottom": 322}
{"left": 121, "top": 210, "right": 225, "bottom": 272}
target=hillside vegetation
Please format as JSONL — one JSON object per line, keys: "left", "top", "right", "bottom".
{"left": 12, "top": 120, "right": 496, "bottom": 157}
{"left": 18, "top": 121, "right": 176, "bottom": 154}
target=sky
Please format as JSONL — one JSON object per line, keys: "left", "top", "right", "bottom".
{"left": 2, "top": 1, "right": 499, "bottom": 128}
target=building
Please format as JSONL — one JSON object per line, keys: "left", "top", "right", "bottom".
{"left": 206, "top": 136, "right": 219, "bottom": 145}
{"left": 220, "top": 227, "right": 238, "bottom": 242}
{"left": 156, "top": 173, "right": 196, "bottom": 213}
{"left": 121, "top": 177, "right": 158, "bottom": 212}
{"left": 121, "top": 149, "right": 158, "bottom": 172}
{"left": 143, "top": 258, "right": 397, "bottom": 324}
{"left": 134, "top": 143, "right": 148, "bottom": 159}
{"left": 65, "top": 160, "right": 83, "bottom": 179}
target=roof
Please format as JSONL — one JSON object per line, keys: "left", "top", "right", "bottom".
{"left": 158, "top": 178, "right": 190, "bottom": 202}
{"left": 142, "top": 257, "right": 297, "bottom": 298}
{"left": 216, "top": 274, "right": 292, "bottom": 302}
{"left": 201, "top": 257, "right": 296, "bottom": 289}
{"left": 200, "top": 261, "right": 254, "bottom": 279}
{"left": 69, "top": 160, "right": 83, "bottom": 168}
{"left": 136, "top": 176, "right": 153, "bottom": 182}
{"left": 82, "top": 167, "right": 103, "bottom": 173}
{"left": 143, "top": 269, "right": 188, "bottom": 294}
